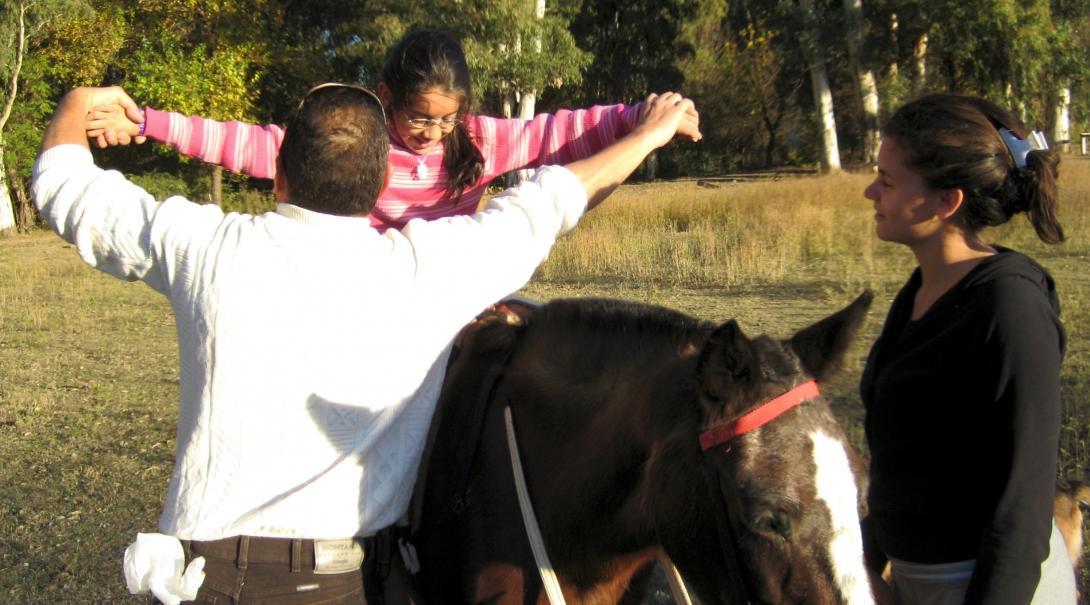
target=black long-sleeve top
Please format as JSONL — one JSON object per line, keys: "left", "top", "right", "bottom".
{"left": 861, "top": 248, "right": 1065, "bottom": 605}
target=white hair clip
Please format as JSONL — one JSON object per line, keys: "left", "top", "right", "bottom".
{"left": 999, "top": 128, "right": 1048, "bottom": 168}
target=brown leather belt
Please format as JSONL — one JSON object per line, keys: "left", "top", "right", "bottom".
{"left": 185, "top": 536, "right": 366, "bottom": 573}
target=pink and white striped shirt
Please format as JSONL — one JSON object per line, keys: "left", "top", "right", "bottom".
{"left": 143, "top": 103, "right": 641, "bottom": 230}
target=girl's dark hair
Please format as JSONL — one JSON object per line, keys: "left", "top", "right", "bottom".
{"left": 883, "top": 93, "right": 1064, "bottom": 244}
{"left": 380, "top": 28, "right": 484, "bottom": 200}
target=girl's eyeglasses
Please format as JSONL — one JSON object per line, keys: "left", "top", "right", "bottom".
{"left": 404, "top": 116, "right": 458, "bottom": 132}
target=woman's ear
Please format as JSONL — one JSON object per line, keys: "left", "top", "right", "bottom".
{"left": 936, "top": 188, "right": 965, "bottom": 220}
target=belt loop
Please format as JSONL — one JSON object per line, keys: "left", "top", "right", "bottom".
{"left": 238, "top": 536, "right": 250, "bottom": 571}
{"left": 291, "top": 539, "right": 302, "bottom": 573}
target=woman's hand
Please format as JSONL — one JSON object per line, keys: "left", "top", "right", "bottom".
{"left": 86, "top": 98, "right": 146, "bottom": 148}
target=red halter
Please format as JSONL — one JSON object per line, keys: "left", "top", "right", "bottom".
{"left": 698, "top": 380, "right": 820, "bottom": 451}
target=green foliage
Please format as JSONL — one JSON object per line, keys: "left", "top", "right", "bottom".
{"left": 567, "top": 0, "right": 700, "bottom": 103}
{"left": 459, "top": 4, "right": 590, "bottom": 107}
{"left": 6, "top": 0, "right": 1090, "bottom": 187}
{"left": 126, "top": 33, "right": 260, "bottom": 120}
{"left": 677, "top": 11, "right": 810, "bottom": 171}
{"left": 31, "top": 6, "right": 124, "bottom": 86}
{"left": 2, "top": 54, "right": 59, "bottom": 185}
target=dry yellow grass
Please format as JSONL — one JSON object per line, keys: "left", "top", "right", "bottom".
{"left": 538, "top": 163, "right": 1090, "bottom": 293}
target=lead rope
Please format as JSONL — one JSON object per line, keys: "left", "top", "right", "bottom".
{"left": 504, "top": 406, "right": 567, "bottom": 605}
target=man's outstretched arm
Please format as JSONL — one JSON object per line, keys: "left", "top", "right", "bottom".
{"left": 564, "top": 91, "right": 699, "bottom": 209}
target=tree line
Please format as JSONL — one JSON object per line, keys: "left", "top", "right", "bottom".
{"left": 3, "top": 0, "right": 1089, "bottom": 232}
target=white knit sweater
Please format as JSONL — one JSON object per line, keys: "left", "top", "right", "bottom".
{"left": 32, "top": 145, "right": 586, "bottom": 540}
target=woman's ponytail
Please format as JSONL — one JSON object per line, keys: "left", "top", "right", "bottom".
{"left": 1021, "top": 149, "right": 1064, "bottom": 244}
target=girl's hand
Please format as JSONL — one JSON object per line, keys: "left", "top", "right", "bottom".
{"left": 673, "top": 98, "right": 701, "bottom": 143}
{"left": 86, "top": 102, "right": 146, "bottom": 148}
{"left": 634, "top": 92, "right": 701, "bottom": 149}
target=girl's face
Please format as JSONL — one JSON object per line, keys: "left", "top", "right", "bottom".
{"left": 389, "top": 87, "right": 462, "bottom": 155}
{"left": 864, "top": 139, "right": 948, "bottom": 246}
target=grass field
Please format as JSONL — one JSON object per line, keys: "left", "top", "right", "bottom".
{"left": 1, "top": 161, "right": 1088, "bottom": 602}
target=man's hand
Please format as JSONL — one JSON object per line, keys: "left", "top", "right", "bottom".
{"left": 40, "top": 87, "right": 144, "bottom": 153}
{"left": 86, "top": 102, "right": 146, "bottom": 148}
{"left": 637, "top": 92, "right": 701, "bottom": 144}
{"left": 564, "top": 91, "right": 700, "bottom": 209}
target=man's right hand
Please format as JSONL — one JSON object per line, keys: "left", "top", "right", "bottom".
{"left": 563, "top": 91, "right": 700, "bottom": 209}
{"left": 85, "top": 88, "right": 146, "bottom": 148}
{"left": 634, "top": 92, "right": 701, "bottom": 146}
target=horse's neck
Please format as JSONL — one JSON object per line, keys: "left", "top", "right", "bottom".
{"left": 512, "top": 337, "right": 701, "bottom": 539}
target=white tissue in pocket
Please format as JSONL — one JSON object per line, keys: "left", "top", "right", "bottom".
{"left": 123, "top": 532, "right": 205, "bottom": 605}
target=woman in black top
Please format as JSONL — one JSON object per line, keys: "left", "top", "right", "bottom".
{"left": 860, "top": 94, "right": 1075, "bottom": 604}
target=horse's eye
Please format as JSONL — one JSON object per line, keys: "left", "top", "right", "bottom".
{"left": 1078, "top": 500, "right": 1089, "bottom": 515}
{"left": 751, "top": 509, "right": 793, "bottom": 540}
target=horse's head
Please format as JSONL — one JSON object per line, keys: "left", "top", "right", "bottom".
{"left": 676, "top": 292, "right": 875, "bottom": 604}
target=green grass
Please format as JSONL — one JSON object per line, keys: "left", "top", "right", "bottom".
{"left": 1, "top": 159, "right": 1088, "bottom": 602}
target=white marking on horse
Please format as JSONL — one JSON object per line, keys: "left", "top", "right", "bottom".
{"left": 810, "top": 430, "right": 874, "bottom": 605}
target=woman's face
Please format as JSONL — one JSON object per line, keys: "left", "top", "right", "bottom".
{"left": 389, "top": 87, "right": 462, "bottom": 155}
{"left": 864, "top": 139, "right": 947, "bottom": 246}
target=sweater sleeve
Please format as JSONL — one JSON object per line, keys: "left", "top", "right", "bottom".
{"left": 475, "top": 103, "right": 642, "bottom": 179}
{"left": 396, "top": 165, "right": 587, "bottom": 330}
{"left": 142, "top": 107, "right": 284, "bottom": 179}
{"left": 31, "top": 144, "right": 226, "bottom": 296}
{"left": 964, "top": 276, "right": 1065, "bottom": 605}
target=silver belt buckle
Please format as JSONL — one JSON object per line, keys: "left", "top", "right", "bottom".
{"left": 313, "top": 539, "right": 365, "bottom": 574}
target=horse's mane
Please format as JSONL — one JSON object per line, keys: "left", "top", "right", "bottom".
{"left": 528, "top": 297, "right": 715, "bottom": 348}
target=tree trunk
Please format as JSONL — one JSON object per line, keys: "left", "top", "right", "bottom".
{"left": 1052, "top": 85, "right": 1071, "bottom": 154}
{"left": 809, "top": 65, "right": 842, "bottom": 173}
{"left": 888, "top": 12, "right": 899, "bottom": 80}
{"left": 843, "top": 0, "right": 881, "bottom": 165}
{"left": 515, "top": 0, "right": 546, "bottom": 183}
{"left": 799, "top": 0, "right": 841, "bottom": 173}
{"left": 501, "top": 89, "right": 518, "bottom": 188}
{"left": 0, "top": 157, "right": 16, "bottom": 235}
{"left": 211, "top": 165, "right": 223, "bottom": 206}
{"left": 0, "top": 1, "right": 28, "bottom": 234}
{"left": 10, "top": 163, "right": 33, "bottom": 229}
{"left": 514, "top": 92, "right": 537, "bottom": 183}
{"left": 911, "top": 31, "right": 927, "bottom": 95}
{"left": 644, "top": 151, "right": 658, "bottom": 180}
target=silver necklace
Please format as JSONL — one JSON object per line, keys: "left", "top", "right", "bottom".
{"left": 414, "top": 154, "right": 430, "bottom": 180}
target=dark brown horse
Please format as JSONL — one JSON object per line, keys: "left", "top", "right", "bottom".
{"left": 409, "top": 293, "right": 877, "bottom": 604}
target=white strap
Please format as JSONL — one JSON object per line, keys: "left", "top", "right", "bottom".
{"left": 505, "top": 406, "right": 567, "bottom": 605}
{"left": 657, "top": 552, "right": 694, "bottom": 605}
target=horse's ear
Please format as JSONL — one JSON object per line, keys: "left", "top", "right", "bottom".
{"left": 698, "top": 319, "right": 761, "bottom": 404}
{"left": 790, "top": 291, "right": 873, "bottom": 381}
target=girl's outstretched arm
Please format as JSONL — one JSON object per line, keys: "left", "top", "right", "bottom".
{"left": 478, "top": 97, "right": 699, "bottom": 179}
{"left": 87, "top": 100, "right": 285, "bottom": 180}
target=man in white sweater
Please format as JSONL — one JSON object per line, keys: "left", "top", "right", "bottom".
{"left": 32, "top": 84, "right": 698, "bottom": 604}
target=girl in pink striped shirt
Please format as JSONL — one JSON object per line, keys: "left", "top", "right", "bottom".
{"left": 87, "top": 29, "right": 701, "bottom": 231}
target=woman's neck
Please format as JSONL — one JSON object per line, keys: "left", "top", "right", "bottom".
{"left": 908, "top": 231, "right": 995, "bottom": 319}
